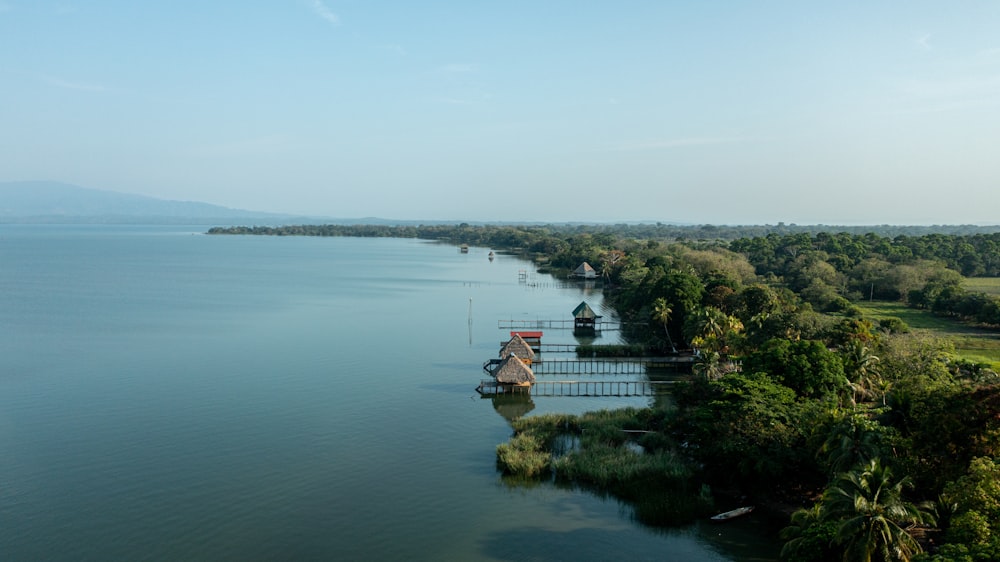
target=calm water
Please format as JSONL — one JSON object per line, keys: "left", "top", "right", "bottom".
{"left": 0, "top": 225, "right": 778, "bottom": 561}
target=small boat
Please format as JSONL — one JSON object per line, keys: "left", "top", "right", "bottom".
{"left": 488, "top": 251, "right": 495, "bottom": 261}
{"left": 710, "top": 506, "right": 754, "bottom": 522}
{"left": 460, "top": 244, "right": 469, "bottom": 253}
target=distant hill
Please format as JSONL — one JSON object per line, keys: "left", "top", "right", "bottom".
{"left": 0, "top": 181, "right": 314, "bottom": 225}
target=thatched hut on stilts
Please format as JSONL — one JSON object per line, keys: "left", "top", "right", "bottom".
{"left": 493, "top": 354, "right": 536, "bottom": 393}
{"left": 499, "top": 334, "right": 536, "bottom": 365}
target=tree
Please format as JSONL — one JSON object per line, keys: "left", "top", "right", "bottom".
{"left": 822, "top": 459, "right": 934, "bottom": 562}
{"left": 656, "top": 267, "right": 705, "bottom": 338}
{"left": 941, "top": 457, "right": 1000, "bottom": 548}
{"left": 843, "top": 340, "right": 883, "bottom": 404}
{"left": 685, "top": 306, "right": 745, "bottom": 356}
{"left": 820, "top": 413, "right": 892, "bottom": 476}
{"left": 683, "top": 372, "right": 808, "bottom": 484}
{"left": 744, "top": 339, "right": 850, "bottom": 401}
{"left": 780, "top": 504, "right": 839, "bottom": 562}
{"left": 600, "top": 249, "right": 625, "bottom": 283}
{"left": 692, "top": 350, "right": 728, "bottom": 381}
{"left": 652, "top": 298, "right": 677, "bottom": 353}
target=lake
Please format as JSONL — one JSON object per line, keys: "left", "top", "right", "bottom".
{"left": 0, "top": 225, "right": 779, "bottom": 561}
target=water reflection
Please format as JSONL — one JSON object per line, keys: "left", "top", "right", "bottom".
{"left": 491, "top": 392, "right": 535, "bottom": 423}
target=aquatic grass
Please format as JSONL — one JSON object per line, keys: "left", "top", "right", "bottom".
{"left": 497, "top": 406, "right": 712, "bottom": 525}
{"left": 553, "top": 445, "right": 693, "bottom": 488}
{"left": 510, "top": 413, "right": 578, "bottom": 448}
{"left": 553, "top": 444, "right": 711, "bottom": 526}
{"left": 576, "top": 407, "right": 654, "bottom": 432}
{"left": 637, "top": 430, "right": 677, "bottom": 452}
{"left": 496, "top": 432, "right": 551, "bottom": 477}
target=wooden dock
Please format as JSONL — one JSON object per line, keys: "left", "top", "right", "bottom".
{"left": 498, "top": 319, "right": 623, "bottom": 331}
{"left": 500, "top": 343, "right": 578, "bottom": 353}
{"left": 477, "top": 379, "right": 675, "bottom": 397}
{"left": 539, "top": 343, "right": 578, "bottom": 352}
{"left": 533, "top": 357, "right": 690, "bottom": 375}
{"left": 483, "top": 357, "right": 692, "bottom": 375}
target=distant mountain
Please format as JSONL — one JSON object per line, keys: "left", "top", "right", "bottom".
{"left": 0, "top": 181, "right": 313, "bottom": 225}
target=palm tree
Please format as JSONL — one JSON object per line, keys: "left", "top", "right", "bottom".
{"left": 600, "top": 249, "right": 624, "bottom": 283}
{"left": 691, "top": 306, "right": 727, "bottom": 340}
{"left": 819, "top": 415, "right": 885, "bottom": 476}
{"left": 692, "top": 350, "right": 724, "bottom": 381}
{"left": 844, "top": 340, "right": 882, "bottom": 404}
{"left": 822, "top": 459, "right": 934, "bottom": 562}
{"left": 780, "top": 504, "right": 831, "bottom": 562}
{"left": 652, "top": 298, "right": 677, "bottom": 354}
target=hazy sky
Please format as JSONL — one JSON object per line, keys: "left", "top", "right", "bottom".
{"left": 2, "top": 1, "right": 999, "bottom": 224}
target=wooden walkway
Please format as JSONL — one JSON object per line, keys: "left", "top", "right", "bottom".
{"left": 483, "top": 357, "right": 692, "bottom": 375}
{"left": 501, "top": 343, "right": 578, "bottom": 353}
{"left": 533, "top": 357, "right": 690, "bottom": 375}
{"left": 498, "top": 319, "right": 623, "bottom": 331}
{"left": 477, "top": 379, "right": 675, "bottom": 397}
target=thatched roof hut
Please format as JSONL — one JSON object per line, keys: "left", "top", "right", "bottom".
{"left": 573, "top": 262, "right": 597, "bottom": 279}
{"left": 500, "top": 334, "right": 536, "bottom": 362}
{"left": 493, "top": 354, "right": 536, "bottom": 386}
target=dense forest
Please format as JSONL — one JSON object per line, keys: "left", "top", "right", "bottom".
{"left": 208, "top": 222, "right": 1000, "bottom": 241}
{"left": 210, "top": 223, "right": 1000, "bottom": 561}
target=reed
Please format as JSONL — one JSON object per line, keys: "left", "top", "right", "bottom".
{"left": 510, "top": 413, "right": 578, "bottom": 448}
{"left": 554, "top": 446, "right": 692, "bottom": 488}
{"left": 496, "top": 433, "right": 551, "bottom": 477}
{"left": 497, "top": 406, "right": 712, "bottom": 524}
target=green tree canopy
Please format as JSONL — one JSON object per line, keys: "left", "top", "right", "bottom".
{"left": 744, "top": 339, "right": 849, "bottom": 401}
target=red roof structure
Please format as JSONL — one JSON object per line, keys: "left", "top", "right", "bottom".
{"left": 510, "top": 331, "right": 542, "bottom": 352}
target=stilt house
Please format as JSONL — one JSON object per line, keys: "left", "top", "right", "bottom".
{"left": 500, "top": 334, "right": 536, "bottom": 365}
{"left": 510, "top": 331, "right": 542, "bottom": 351}
{"left": 493, "top": 354, "right": 536, "bottom": 389}
{"left": 573, "top": 262, "right": 597, "bottom": 279}
{"left": 572, "top": 301, "right": 601, "bottom": 332}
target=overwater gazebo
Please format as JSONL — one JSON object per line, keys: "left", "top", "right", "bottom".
{"left": 572, "top": 301, "right": 601, "bottom": 332}
{"left": 493, "top": 354, "right": 536, "bottom": 390}
{"left": 500, "top": 334, "right": 536, "bottom": 364}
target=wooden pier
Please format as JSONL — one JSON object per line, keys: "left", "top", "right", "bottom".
{"left": 534, "top": 357, "right": 690, "bottom": 375}
{"left": 483, "top": 357, "right": 691, "bottom": 375}
{"left": 477, "top": 379, "right": 675, "bottom": 397}
{"left": 498, "top": 342, "right": 637, "bottom": 353}
{"left": 537, "top": 343, "right": 578, "bottom": 353}
{"left": 498, "top": 319, "right": 622, "bottom": 331}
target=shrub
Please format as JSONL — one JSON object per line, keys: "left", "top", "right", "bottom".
{"left": 947, "top": 510, "right": 992, "bottom": 546}
{"left": 879, "top": 316, "right": 911, "bottom": 334}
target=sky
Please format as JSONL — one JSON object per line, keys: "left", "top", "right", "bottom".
{"left": 2, "top": 1, "right": 999, "bottom": 224}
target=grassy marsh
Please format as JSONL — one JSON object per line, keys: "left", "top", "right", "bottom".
{"left": 496, "top": 408, "right": 714, "bottom": 525}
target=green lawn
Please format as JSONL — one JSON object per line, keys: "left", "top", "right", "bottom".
{"left": 857, "top": 301, "right": 1000, "bottom": 366}
{"left": 964, "top": 277, "right": 1000, "bottom": 296}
